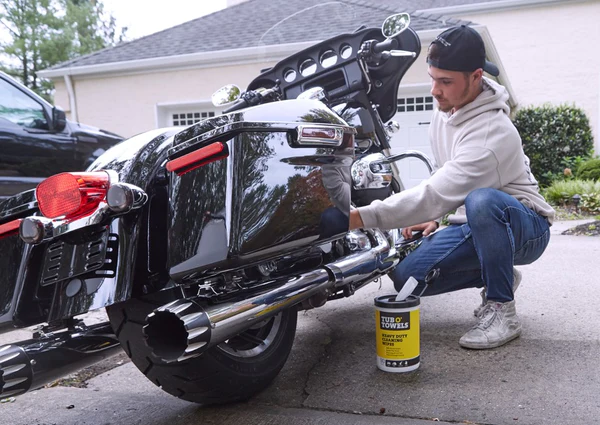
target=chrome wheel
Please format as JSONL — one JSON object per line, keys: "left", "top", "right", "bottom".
{"left": 218, "top": 313, "right": 283, "bottom": 358}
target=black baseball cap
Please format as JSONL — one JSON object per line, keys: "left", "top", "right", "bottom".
{"left": 427, "top": 25, "right": 499, "bottom": 77}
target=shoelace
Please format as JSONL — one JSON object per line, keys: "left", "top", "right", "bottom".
{"left": 473, "top": 304, "right": 501, "bottom": 330}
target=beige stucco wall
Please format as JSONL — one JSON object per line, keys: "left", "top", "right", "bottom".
{"left": 462, "top": 0, "right": 600, "bottom": 145}
{"left": 52, "top": 79, "right": 70, "bottom": 113}
{"left": 64, "top": 62, "right": 276, "bottom": 138}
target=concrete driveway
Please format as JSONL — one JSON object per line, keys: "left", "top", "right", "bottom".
{"left": 0, "top": 222, "right": 598, "bottom": 425}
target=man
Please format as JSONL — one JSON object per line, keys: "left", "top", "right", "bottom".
{"left": 349, "top": 25, "right": 555, "bottom": 350}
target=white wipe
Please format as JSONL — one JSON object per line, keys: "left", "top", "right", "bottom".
{"left": 395, "top": 276, "right": 418, "bottom": 301}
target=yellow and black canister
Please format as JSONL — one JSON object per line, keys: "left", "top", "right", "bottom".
{"left": 374, "top": 294, "right": 420, "bottom": 372}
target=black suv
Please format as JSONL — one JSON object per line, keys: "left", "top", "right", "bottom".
{"left": 0, "top": 72, "right": 123, "bottom": 199}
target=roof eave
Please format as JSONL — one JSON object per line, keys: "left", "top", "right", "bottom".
{"left": 37, "top": 41, "right": 319, "bottom": 79}
{"left": 416, "top": 0, "right": 588, "bottom": 16}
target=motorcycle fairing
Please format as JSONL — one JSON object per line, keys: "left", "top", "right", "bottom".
{"left": 247, "top": 26, "right": 421, "bottom": 123}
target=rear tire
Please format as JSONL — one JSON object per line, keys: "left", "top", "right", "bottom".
{"left": 106, "top": 297, "right": 297, "bottom": 405}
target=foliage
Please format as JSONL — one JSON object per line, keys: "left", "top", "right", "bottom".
{"left": 576, "top": 158, "right": 600, "bottom": 181}
{"left": 542, "top": 179, "right": 600, "bottom": 205}
{"left": 0, "top": 0, "right": 127, "bottom": 98}
{"left": 540, "top": 155, "right": 589, "bottom": 186}
{"left": 513, "top": 104, "right": 594, "bottom": 187}
{"left": 579, "top": 193, "right": 600, "bottom": 214}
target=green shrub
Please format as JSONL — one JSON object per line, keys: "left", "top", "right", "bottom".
{"left": 543, "top": 179, "right": 600, "bottom": 205}
{"left": 580, "top": 193, "right": 600, "bottom": 214}
{"left": 513, "top": 104, "right": 594, "bottom": 187}
{"left": 576, "top": 158, "right": 600, "bottom": 181}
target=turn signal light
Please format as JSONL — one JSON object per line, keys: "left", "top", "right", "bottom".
{"left": 166, "top": 142, "right": 228, "bottom": 176}
{"left": 36, "top": 172, "right": 110, "bottom": 219}
{"left": 0, "top": 219, "right": 22, "bottom": 240}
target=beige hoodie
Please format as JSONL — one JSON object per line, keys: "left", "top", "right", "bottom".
{"left": 357, "top": 78, "right": 555, "bottom": 230}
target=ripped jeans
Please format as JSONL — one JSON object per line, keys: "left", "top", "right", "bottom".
{"left": 390, "top": 188, "right": 551, "bottom": 303}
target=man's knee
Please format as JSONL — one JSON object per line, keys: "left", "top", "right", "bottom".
{"left": 465, "top": 188, "right": 502, "bottom": 225}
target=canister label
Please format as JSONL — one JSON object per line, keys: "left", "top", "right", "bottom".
{"left": 375, "top": 307, "right": 420, "bottom": 372}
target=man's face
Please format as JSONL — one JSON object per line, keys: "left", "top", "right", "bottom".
{"left": 428, "top": 65, "right": 478, "bottom": 113}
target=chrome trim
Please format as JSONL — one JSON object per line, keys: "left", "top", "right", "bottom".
{"left": 385, "top": 120, "right": 400, "bottom": 135}
{"left": 352, "top": 153, "right": 393, "bottom": 190}
{"left": 325, "top": 229, "right": 396, "bottom": 287}
{"left": 20, "top": 202, "right": 111, "bottom": 245}
{"left": 296, "top": 124, "right": 344, "bottom": 147}
{"left": 19, "top": 171, "right": 147, "bottom": 245}
{"left": 107, "top": 183, "right": 148, "bottom": 214}
{"left": 297, "top": 87, "right": 327, "bottom": 101}
{"left": 376, "top": 150, "right": 436, "bottom": 175}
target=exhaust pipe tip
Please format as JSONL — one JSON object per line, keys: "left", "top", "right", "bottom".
{"left": 143, "top": 300, "right": 212, "bottom": 363}
{"left": 0, "top": 345, "right": 32, "bottom": 398}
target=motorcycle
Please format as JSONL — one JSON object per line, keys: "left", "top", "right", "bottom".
{"left": 0, "top": 11, "right": 434, "bottom": 404}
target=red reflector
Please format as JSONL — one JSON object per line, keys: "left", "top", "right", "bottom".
{"left": 166, "top": 142, "right": 228, "bottom": 176}
{"left": 36, "top": 172, "right": 109, "bottom": 219}
{"left": 0, "top": 219, "right": 22, "bottom": 239}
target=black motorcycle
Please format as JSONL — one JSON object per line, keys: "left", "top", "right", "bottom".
{"left": 0, "top": 12, "right": 434, "bottom": 404}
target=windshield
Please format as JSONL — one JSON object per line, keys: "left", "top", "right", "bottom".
{"left": 257, "top": 2, "right": 357, "bottom": 48}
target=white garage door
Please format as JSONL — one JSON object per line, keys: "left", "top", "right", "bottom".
{"left": 388, "top": 90, "right": 435, "bottom": 189}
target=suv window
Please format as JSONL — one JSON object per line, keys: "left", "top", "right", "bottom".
{"left": 0, "top": 79, "right": 49, "bottom": 130}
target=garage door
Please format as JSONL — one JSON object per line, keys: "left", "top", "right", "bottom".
{"left": 388, "top": 91, "right": 435, "bottom": 189}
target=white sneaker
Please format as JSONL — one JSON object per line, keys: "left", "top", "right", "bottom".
{"left": 474, "top": 268, "right": 522, "bottom": 318}
{"left": 460, "top": 300, "right": 522, "bottom": 349}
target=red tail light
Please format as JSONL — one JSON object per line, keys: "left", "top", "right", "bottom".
{"left": 0, "top": 219, "right": 22, "bottom": 239}
{"left": 36, "top": 172, "right": 110, "bottom": 219}
{"left": 166, "top": 142, "right": 228, "bottom": 176}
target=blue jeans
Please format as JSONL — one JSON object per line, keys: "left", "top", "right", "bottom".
{"left": 391, "top": 188, "right": 551, "bottom": 302}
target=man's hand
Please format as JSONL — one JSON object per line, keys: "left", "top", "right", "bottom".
{"left": 349, "top": 209, "right": 364, "bottom": 230}
{"left": 402, "top": 221, "right": 439, "bottom": 239}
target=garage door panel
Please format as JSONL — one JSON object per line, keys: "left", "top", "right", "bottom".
{"left": 388, "top": 91, "right": 435, "bottom": 189}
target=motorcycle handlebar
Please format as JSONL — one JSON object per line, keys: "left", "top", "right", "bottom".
{"left": 222, "top": 97, "right": 249, "bottom": 114}
{"left": 372, "top": 37, "right": 398, "bottom": 54}
{"left": 222, "top": 87, "right": 280, "bottom": 113}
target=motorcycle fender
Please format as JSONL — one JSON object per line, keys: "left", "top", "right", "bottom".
{"left": 0, "top": 128, "right": 179, "bottom": 329}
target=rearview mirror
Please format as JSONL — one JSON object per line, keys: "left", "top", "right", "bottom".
{"left": 381, "top": 13, "right": 411, "bottom": 39}
{"left": 212, "top": 85, "right": 242, "bottom": 107}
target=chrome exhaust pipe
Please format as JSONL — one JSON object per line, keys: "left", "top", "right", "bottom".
{"left": 0, "top": 323, "right": 121, "bottom": 398}
{"left": 144, "top": 230, "right": 397, "bottom": 363}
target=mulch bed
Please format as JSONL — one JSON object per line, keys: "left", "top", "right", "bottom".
{"left": 561, "top": 220, "right": 600, "bottom": 236}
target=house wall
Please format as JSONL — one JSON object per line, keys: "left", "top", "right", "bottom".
{"left": 53, "top": 79, "right": 70, "bottom": 113}
{"left": 461, "top": 0, "right": 600, "bottom": 148}
{"left": 66, "top": 62, "right": 276, "bottom": 138}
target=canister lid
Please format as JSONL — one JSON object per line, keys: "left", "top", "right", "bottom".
{"left": 374, "top": 294, "right": 420, "bottom": 308}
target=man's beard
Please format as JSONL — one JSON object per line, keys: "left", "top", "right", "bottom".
{"left": 435, "top": 78, "right": 472, "bottom": 113}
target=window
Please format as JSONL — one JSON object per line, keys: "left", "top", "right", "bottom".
{"left": 0, "top": 79, "right": 48, "bottom": 129}
{"left": 172, "top": 111, "right": 216, "bottom": 126}
{"left": 397, "top": 96, "right": 434, "bottom": 113}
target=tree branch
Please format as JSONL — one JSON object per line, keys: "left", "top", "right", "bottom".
{"left": 0, "top": 19, "right": 19, "bottom": 37}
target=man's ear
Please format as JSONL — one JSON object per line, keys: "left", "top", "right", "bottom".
{"left": 473, "top": 68, "right": 484, "bottom": 83}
